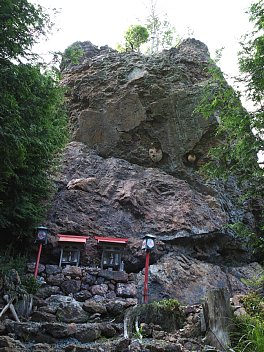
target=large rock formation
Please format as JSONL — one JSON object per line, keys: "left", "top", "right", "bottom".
{"left": 45, "top": 39, "right": 261, "bottom": 304}
{"left": 62, "top": 39, "right": 215, "bottom": 173}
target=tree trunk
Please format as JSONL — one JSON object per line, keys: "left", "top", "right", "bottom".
{"left": 202, "top": 288, "right": 233, "bottom": 351}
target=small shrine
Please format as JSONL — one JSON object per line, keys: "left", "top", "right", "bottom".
{"left": 95, "top": 236, "right": 128, "bottom": 271}
{"left": 57, "top": 234, "right": 89, "bottom": 267}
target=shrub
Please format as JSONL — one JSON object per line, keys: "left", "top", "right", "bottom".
{"left": 241, "top": 292, "right": 264, "bottom": 320}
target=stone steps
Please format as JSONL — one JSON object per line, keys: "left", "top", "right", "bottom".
{"left": 1, "top": 319, "right": 123, "bottom": 345}
{"left": 0, "top": 335, "right": 130, "bottom": 352}
{"left": 0, "top": 334, "right": 204, "bottom": 352}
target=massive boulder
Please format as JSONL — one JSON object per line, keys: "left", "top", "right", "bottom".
{"left": 62, "top": 39, "right": 216, "bottom": 173}
{"left": 45, "top": 39, "right": 261, "bottom": 303}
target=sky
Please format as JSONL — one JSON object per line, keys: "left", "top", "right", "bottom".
{"left": 32, "top": 0, "right": 254, "bottom": 79}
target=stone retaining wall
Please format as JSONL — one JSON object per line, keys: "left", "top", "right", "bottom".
{"left": 27, "top": 264, "right": 137, "bottom": 324}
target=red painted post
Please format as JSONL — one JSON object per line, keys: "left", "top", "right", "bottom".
{"left": 143, "top": 251, "right": 150, "bottom": 303}
{"left": 34, "top": 243, "right": 43, "bottom": 278}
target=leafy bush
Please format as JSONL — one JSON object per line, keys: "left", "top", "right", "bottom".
{"left": 241, "top": 292, "right": 264, "bottom": 320}
{"left": 227, "top": 222, "right": 264, "bottom": 262}
{"left": 195, "top": 0, "right": 264, "bottom": 260}
{"left": 0, "top": 63, "right": 68, "bottom": 242}
{"left": 0, "top": 0, "right": 51, "bottom": 61}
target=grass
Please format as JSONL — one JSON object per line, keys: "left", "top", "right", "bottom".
{"left": 232, "top": 292, "right": 264, "bottom": 352}
{"left": 233, "top": 316, "right": 264, "bottom": 352}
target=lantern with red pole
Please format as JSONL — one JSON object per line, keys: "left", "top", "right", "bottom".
{"left": 34, "top": 226, "right": 49, "bottom": 278}
{"left": 142, "top": 234, "right": 156, "bottom": 304}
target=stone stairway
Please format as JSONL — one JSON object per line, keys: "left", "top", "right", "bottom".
{"left": 0, "top": 301, "right": 210, "bottom": 352}
{"left": 0, "top": 265, "right": 232, "bottom": 351}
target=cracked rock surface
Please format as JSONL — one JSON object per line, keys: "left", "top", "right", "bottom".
{"left": 45, "top": 39, "right": 261, "bottom": 302}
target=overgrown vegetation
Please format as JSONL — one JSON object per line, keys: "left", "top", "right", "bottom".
{"left": 60, "top": 42, "right": 84, "bottom": 71}
{"left": 227, "top": 222, "right": 264, "bottom": 261}
{"left": 0, "top": 0, "right": 52, "bottom": 61}
{"left": 0, "top": 247, "right": 40, "bottom": 294}
{"left": 196, "top": 0, "right": 264, "bottom": 257}
{"left": 0, "top": 247, "right": 27, "bottom": 277}
{"left": 0, "top": 0, "right": 68, "bottom": 244}
{"left": 232, "top": 293, "right": 264, "bottom": 351}
{"left": 22, "top": 274, "right": 41, "bottom": 295}
{"left": 116, "top": 0, "right": 179, "bottom": 53}
{"left": 242, "top": 292, "right": 264, "bottom": 320}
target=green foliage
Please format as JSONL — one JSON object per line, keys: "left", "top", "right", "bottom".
{"left": 0, "top": 0, "right": 68, "bottom": 242}
{"left": 242, "top": 273, "right": 264, "bottom": 293}
{"left": 134, "top": 322, "right": 144, "bottom": 340}
{"left": 0, "top": 63, "right": 68, "bottom": 240}
{"left": 232, "top": 292, "right": 264, "bottom": 351}
{"left": 0, "top": 247, "right": 27, "bottom": 277}
{"left": 0, "top": 247, "right": 40, "bottom": 294}
{"left": 241, "top": 292, "right": 264, "bottom": 320}
{"left": 60, "top": 42, "right": 84, "bottom": 71}
{"left": 196, "top": 0, "right": 264, "bottom": 198}
{"left": 233, "top": 315, "right": 264, "bottom": 352}
{"left": 152, "top": 298, "right": 181, "bottom": 310}
{"left": 227, "top": 222, "right": 264, "bottom": 259}
{"left": 0, "top": 0, "right": 51, "bottom": 61}
{"left": 196, "top": 63, "right": 261, "bottom": 195}
{"left": 239, "top": 0, "right": 264, "bottom": 104}
{"left": 196, "top": 0, "right": 264, "bottom": 257}
{"left": 124, "top": 24, "right": 149, "bottom": 52}
{"left": 117, "top": 1, "right": 180, "bottom": 54}
{"left": 22, "top": 274, "right": 40, "bottom": 294}
{"left": 115, "top": 43, "right": 126, "bottom": 53}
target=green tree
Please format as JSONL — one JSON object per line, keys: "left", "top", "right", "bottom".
{"left": 197, "top": 0, "right": 263, "bottom": 197}
{"left": 239, "top": 0, "right": 264, "bottom": 105}
{"left": 0, "top": 0, "right": 68, "bottom": 243}
{"left": 196, "top": 0, "right": 264, "bottom": 256}
{"left": 124, "top": 24, "right": 149, "bottom": 52}
{"left": 145, "top": 0, "right": 180, "bottom": 53}
{"left": 0, "top": 0, "right": 51, "bottom": 61}
{"left": 117, "top": 1, "right": 179, "bottom": 54}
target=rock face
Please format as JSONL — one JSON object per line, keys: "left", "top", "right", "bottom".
{"left": 49, "top": 142, "right": 227, "bottom": 239}
{"left": 137, "top": 256, "right": 262, "bottom": 304}
{"left": 45, "top": 39, "right": 261, "bottom": 304}
{"left": 62, "top": 39, "right": 215, "bottom": 172}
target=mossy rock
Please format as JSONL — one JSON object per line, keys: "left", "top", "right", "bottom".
{"left": 132, "top": 299, "right": 184, "bottom": 332}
